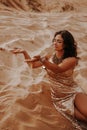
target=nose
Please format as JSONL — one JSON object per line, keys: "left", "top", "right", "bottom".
{"left": 53, "top": 41, "right": 58, "bottom": 46}
{"left": 53, "top": 41, "right": 56, "bottom": 44}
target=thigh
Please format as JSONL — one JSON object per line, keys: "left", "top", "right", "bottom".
{"left": 74, "top": 93, "right": 87, "bottom": 117}
{"left": 74, "top": 107, "right": 87, "bottom": 122}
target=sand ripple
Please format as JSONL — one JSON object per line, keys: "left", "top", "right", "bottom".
{"left": 0, "top": 4, "right": 87, "bottom": 130}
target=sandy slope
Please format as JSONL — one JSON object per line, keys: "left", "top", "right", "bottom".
{"left": 0, "top": 0, "right": 87, "bottom": 12}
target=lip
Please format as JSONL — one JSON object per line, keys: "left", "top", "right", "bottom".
{"left": 53, "top": 45, "right": 58, "bottom": 49}
{"left": 54, "top": 47, "right": 58, "bottom": 50}
{"left": 55, "top": 46, "right": 58, "bottom": 48}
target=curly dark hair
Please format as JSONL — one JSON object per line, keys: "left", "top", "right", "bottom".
{"left": 53, "top": 30, "right": 77, "bottom": 59}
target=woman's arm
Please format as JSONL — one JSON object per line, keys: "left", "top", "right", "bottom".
{"left": 10, "top": 48, "right": 43, "bottom": 68}
{"left": 26, "top": 54, "right": 51, "bottom": 68}
{"left": 40, "top": 57, "right": 77, "bottom": 73}
{"left": 25, "top": 58, "right": 43, "bottom": 68}
{"left": 20, "top": 51, "right": 43, "bottom": 68}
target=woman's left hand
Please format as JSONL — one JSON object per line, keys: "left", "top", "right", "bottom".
{"left": 10, "top": 48, "right": 24, "bottom": 54}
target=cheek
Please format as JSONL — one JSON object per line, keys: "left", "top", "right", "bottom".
{"left": 61, "top": 43, "right": 64, "bottom": 48}
{"left": 55, "top": 45, "right": 63, "bottom": 51}
{"left": 57, "top": 44, "right": 63, "bottom": 48}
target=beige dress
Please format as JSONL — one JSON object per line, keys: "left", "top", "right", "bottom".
{"left": 46, "top": 68, "right": 83, "bottom": 116}
{"left": 44, "top": 56, "right": 84, "bottom": 129}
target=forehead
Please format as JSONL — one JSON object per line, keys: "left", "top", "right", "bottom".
{"left": 55, "top": 34, "right": 63, "bottom": 40}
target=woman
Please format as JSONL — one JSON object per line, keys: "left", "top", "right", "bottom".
{"left": 11, "top": 30, "right": 87, "bottom": 126}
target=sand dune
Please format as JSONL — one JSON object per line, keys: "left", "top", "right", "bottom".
{"left": 0, "top": 0, "right": 87, "bottom": 130}
{"left": 0, "top": 0, "right": 87, "bottom": 12}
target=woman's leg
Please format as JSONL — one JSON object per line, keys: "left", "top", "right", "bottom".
{"left": 74, "top": 107, "right": 87, "bottom": 122}
{"left": 74, "top": 93, "right": 87, "bottom": 122}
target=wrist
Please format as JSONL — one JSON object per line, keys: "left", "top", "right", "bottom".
{"left": 22, "top": 50, "right": 26, "bottom": 54}
{"left": 23, "top": 51, "right": 28, "bottom": 56}
{"left": 40, "top": 57, "right": 46, "bottom": 64}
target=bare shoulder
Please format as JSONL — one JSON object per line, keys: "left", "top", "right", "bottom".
{"left": 62, "top": 57, "right": 77, "bottom": 67}
{"left": 63, "top": 57, "right": 77, "bottom": 62}
{"left": 58, "top": 57, "right": 78, "bottom": 71}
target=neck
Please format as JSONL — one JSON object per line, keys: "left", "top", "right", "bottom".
{"left": 56, "top": 49, "right": 64, "bottom": 59}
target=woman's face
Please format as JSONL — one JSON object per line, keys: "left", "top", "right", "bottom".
{"left": 53, "top": 34, "right": 64, "bottom": 51}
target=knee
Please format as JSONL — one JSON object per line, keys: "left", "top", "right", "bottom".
{"left": 74, "top": 93, "right": 87, "bottom": 117}
{"left": 74, "top": 93, "right": 81, "bottom": 106}
{"left": 74, "top": 107, "right": 87, "bottom": 122}
{"left": 74, "top": 93, "right": 86, "bottom": 105}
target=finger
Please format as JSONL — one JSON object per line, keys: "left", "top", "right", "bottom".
{"left": 10, "top": 48, "right": 21, "bottom": 52}
{"left": 11, "top": 48, "right": 20, "bottom": 51}
{"left": 33, "top": 55, "right": 40, "bottom": 58}
{"left": 25, "top": 60, "right": 33, "bottom": 63}
{"left": 10, "top": 50, "right": 17, "bottom": 53}
{"left": 14, "top": 47, "right": 21, "bottom": 50}
{"left": 25, "top": 58, "right": 38, "bottom": 62}
{"left": 10, "top": 50, "right": 19, "bottom": 54}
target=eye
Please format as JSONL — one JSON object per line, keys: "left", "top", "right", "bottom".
{"left": 53, "top": 38, "right": 63, "bottom": 44}
{"left": 58, "top": 41, "right": 62, "bottom": 43}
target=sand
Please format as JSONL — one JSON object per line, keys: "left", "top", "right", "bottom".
{"left": 0, "top": 1, "right": 87, "bottom": 130}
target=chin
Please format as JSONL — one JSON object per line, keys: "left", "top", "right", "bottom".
{"left": 55, "top": 48, "right": 60, "bottom": 51}
{"left": 55, "top": 48, "right": 58, "bottom": 50}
